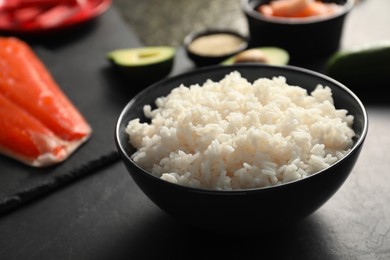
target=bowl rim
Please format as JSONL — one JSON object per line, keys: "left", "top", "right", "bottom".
{"left": 115, "top": 63, "right": 368, "bottom": 195}
{"left": 241, "top": 0, "right": 356, "bottom": 25}
{"left": 183, "top": 28, "right": 249, "bottom": 58}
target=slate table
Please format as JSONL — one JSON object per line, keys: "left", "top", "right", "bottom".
{"left": 1, "top": 0, "right": 390, "bottom": 259}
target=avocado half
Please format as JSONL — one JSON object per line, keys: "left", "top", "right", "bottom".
{"left": 221, "top": 47, "right": 289, "bottom": 66}
{"left": 325, "top": 41, "right": 390, "bottom": 89}
{"left": 107, "top": 46, "right": 175, "bottom": 87}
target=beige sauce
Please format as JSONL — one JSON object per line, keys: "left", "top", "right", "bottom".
{"left": 188, "top": 34, "right": 245, "bottom": 56}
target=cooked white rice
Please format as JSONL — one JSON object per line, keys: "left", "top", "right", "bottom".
{"left": 126, "top": 71, "right": 355, "bottom": 190}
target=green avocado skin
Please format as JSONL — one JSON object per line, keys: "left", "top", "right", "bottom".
{"left": 111, "top": 58, "right": 174, "bottom": 87}
{"left": 325, "top": 44, "right": 390, "bottom": 89}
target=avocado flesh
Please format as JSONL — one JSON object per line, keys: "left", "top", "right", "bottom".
{"left": 325, "top": 41, "right": 390, "bottom": 89}
{"left": 107, "top": 46, "right": 175, "bottom": 66}
{"left": 221, "top": 47, "right": 289, "bottom": 66}
{"left": 107, "top": 46, "right": 175, "bottom": 88}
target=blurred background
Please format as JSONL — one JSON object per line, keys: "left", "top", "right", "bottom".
{"left": 112, "top": 0, "right": 375, "bottom": 50}
{"left": 112, "top": 0, "right": 248, "bottom": 47}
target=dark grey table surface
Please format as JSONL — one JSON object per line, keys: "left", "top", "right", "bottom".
{"left": 1, "top": 0, "right": 390, "bottom": 259}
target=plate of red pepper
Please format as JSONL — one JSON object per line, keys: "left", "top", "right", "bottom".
{"left": 0, "top": 0, "right": 111, "bottom": 34}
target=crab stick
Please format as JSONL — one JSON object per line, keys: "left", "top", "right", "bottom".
{"left": 0, "top": 36, "right": 92, "bottom": 167}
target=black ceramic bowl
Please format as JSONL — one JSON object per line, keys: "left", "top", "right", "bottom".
{"left": 184, "top": 29, "right": 249, "bottom": 67}
{"left": 115, "top": 64, "right": 368, "bottom": 234}
{"left": 242, "top": 0, "right": 355, "bottom": 61}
